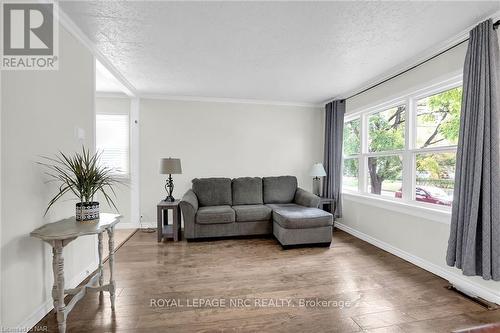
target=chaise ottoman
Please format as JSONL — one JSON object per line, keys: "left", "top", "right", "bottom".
{"left": 269, "top": 203, "right": 333, "bottom": 247}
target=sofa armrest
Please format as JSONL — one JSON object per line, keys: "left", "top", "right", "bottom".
{"left": 179, "top": 189, "right": 199, "bottom": 239}
{"left": 294, "top": 188, "right": 320, "bottom": 208}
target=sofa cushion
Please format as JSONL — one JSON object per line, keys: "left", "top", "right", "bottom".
{"left": 196, "top": 206, "right": 235, "bottom": 224}
{"left": 192, "top": 178, "right": 232, "bottom": 207}
{"left": 263, "top": 176, "right": 297, "bottom": 204}
{"left": 232, "top": 205, "right": 272, "bottom": 222}
{"left": 232, "top": 177, "right": 263, "bottom": 205}
{"left": 269, "top": 204, "right": 333, "bottom": 229}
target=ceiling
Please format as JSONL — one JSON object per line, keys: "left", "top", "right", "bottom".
{"left": 95, "top": 59, "right": 128, "bottom": 93}
{"left": 61, "top": 1, "right": 499, "bottom": 104}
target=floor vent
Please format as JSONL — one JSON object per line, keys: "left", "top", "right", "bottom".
{"left": 446, "top": 284, "right": 499, "bottom": 310}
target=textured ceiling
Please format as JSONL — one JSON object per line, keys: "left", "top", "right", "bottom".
{"left": 61, "top": 1, "right": 499, "bottom": 103}
{"left": 95, "top": 59, "right": 128, "bottom": 93}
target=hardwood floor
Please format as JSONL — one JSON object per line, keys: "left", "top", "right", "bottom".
{"left": 102, "top": 228, "right": 138, "bottom": 259}
{"left": 35, "top": 230, "right": 500, "bottom": 333}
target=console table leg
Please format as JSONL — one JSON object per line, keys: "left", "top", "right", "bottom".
{"left": 107, "top": 227, "right": 116, "bottom": 310}
{"left": 53, "top": 240, "right": 66, "bottom": 333}
{"left": 51, "top": 247, "right": 58, "bottom": 311}
{"left": 98, "top": 232, "right": 104, "bottom": 294}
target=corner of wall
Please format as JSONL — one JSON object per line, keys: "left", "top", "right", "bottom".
{"left": 0, "top": 59, "right": 3, "bottom": 328}
{"left": 130, "top": 98, "right": 141, "bottom": 229}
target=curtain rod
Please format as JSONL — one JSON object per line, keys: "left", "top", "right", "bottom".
{"left": 339, "top": 19, "right": 500, "bottom": 102}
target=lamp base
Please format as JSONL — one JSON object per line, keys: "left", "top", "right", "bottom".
{"left": 164, "top": 195, "right": 175, "bottom": 202}
{"left": 312, "top": 177, "right": 321, "bottom": 196}
{"left": 164, "top": 175, "right": 175, "bottom": 202}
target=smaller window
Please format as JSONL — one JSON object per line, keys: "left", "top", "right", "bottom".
{"left": 414, "top": 152, "right": 455, "bottom": 206}
{"left": 96, "top": 114, "right": 129, "bottom": 176}
{"left": 367, "top": 155, "right": 403, "bottom": 199}
{"left": 343, "top": 158, "right": 359, "bottom": 191}
{"left": 343, "top": 118, "right": 361, "bottom": 156}
{"left": 416, "top": 87, "right": 462, "bottom": 148}
{"left": 368, "top": 105, "right": 406, "bottom": 152}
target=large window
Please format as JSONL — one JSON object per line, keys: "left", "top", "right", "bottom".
{"left": 342, "top": 81, "right": 462, "bottom": 208}
{"left": 96, "top": 114, "right": 129, "bottom": 176}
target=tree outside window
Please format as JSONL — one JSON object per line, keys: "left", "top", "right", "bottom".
{"left": 367, "top": 106, "right": 406, "bottom": 196}
{"left": 343, "top": 119, "right": 360, "bottom": 191}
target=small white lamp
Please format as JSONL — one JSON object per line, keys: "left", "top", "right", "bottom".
{"left": 310, "top": 163, "right": 326, "bottom": 196}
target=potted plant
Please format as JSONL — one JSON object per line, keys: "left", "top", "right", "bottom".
{"left": 39, "top": 147, "right": 123, "bottom": 222}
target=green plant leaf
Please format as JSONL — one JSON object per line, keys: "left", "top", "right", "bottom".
{"left": 38, "top": 146, "right": 125, "bottom": 215}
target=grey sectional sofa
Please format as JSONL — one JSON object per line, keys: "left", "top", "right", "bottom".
{"left": 179, "top": 176, "right": 333, "bottom": 247}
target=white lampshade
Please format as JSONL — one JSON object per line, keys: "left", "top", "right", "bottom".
{"left": 309, "top": 163, "right": 326, "bottom": 177}
{"left": 160, "top": 158, "right": 182, "bottom": 174}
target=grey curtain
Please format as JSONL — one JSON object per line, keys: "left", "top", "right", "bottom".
{"left": 446, "top": 19, "right": 500, "bottom": 281}
{"left": 323, "top": 100, "right": 345, "bottom": 218}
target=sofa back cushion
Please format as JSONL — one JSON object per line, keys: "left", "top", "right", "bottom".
{"left": 192, "top": 178, "right": 232, "bottom": 207}
{"left": 232, "top": 177, "right": 263, "bottom": 205}
{"left": 263, "top": 176, "right": 297, "bottom": 204}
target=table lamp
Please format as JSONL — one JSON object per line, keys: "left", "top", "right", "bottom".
{"left": 310, "top": 163, "right": 326, "bottom": 196}
{"left": 160, "top": 158, "right": 182, "bottom": 202}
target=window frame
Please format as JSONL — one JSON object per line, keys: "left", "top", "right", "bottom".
{"left": 342, "top": 74, "right": 462, "bottom": 213}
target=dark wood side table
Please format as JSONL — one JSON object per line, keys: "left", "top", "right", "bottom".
{"left": 319, "top": 197, "right": 335, "bottom": 213}
{"left": 157, "top": 200, "right": 181, "bottom": 242}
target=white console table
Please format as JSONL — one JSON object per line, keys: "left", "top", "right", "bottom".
{"left": 30, "top": 213, "right": 121, "bottom": 333}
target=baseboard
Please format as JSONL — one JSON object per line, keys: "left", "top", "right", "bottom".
{"left": 18, "top": 261, "right": 98, "bottom": 331}
{"left": 140, "top": 221, "right": 156, "bottom": 229}
{"left": 115, "top": 222, "right": 139, "bottom": 230}
{"left": 335, "top": 222, "right": 500, "bottom": 305}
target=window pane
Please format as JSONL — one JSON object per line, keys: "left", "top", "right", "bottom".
{"left": 368, "top": 105, "right": 406, "bottom": 152}
{"left": 96, "top": 114, "right": 129, "bottom": 175}
{"left": 343, "top": 119, "right": 360, "bottom": 156}
{"left": 343, "top": 158, "right": 358, "bottom": 191}
{"left": 415, "top": 152, "right": 455, "bottom": 206}
{"left": 416, "top": 87, "right": 462, "bottom": 148}
{"left": 367, "top": 155, "right": 403, "bottom": 198}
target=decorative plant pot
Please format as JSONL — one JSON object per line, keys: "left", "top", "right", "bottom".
{"left": 76, "top": 202, "right": 99, "bottom": 222}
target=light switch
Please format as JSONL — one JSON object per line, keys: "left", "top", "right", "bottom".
{"left": 75, "top": 127, "right": 85, "bottom": 141}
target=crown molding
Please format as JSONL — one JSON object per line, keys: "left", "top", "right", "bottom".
{"left": 324, "top": 10, "right": 500, "bottom": 104}
{"left": 56, "top": 5, "right": 137, "bottom": 97}
{"left": 139, "top": 93, "right": 323, "bottom": 108}
{"left": 95, "top": 91, "right": 131, "bottom": 99}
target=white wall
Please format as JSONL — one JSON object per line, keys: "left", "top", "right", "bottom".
{"left": 1, "top": 26, "right": 96, "bottom": 328}
{"left": 0, "top": 67, "right": 3, "bottom": 329}
{"left": 139, "top": 99, "right": 323, "bottom": 225}
{"left": 95, "top": 96, "right": 133, "bottom": 228}
{"left": 338, "top": 42, "right": 500, "bottom": 303}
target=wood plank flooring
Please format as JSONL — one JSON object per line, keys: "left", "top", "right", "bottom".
{"left": 102, "top": 228, "right": 138, "bottom": 258}
{"left": 35, "top": 230, "right": 500, "bottom": 333}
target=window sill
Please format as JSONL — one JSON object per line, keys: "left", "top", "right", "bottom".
{"left": 342, "top": 191, "right": 451, "bottom": 224}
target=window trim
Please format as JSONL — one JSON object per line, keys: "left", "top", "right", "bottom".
{"left": 342, "top": 73, "right": 463, "bottom": 216}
